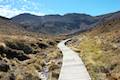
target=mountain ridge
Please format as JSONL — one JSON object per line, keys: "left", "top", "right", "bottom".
{"left": 0, "top": 11, "right": 120, "bottom": 35}
{"left": 11, "top": 13, "right": 98, "bottom": 35}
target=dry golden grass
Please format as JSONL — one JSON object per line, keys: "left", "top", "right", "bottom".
{"left": 68, "top": 19, "right": 120, "bottom": 80}
{"left": 0, "top": 17, "right": 66, "bottom": 80}
{"left": 0, "top": 34, "right": 63, "bottom": 80}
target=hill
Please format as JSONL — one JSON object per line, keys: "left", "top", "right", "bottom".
{"left": 11, "top": 13, "right": 98, "bottom": 35}
{"left": 11, "top": 11, "right": 120, "bottom": 35}
{"left": 0, "top": 16, "right": 64, "bottom": 80}
{"left": 0, "top": 16, "right": 25, "bottom": 35}
{"left": 67, "top": 13, "right": 120, "bottom": 80}
{"left": 1, "top": 11, "right": 120, "bottom": 80}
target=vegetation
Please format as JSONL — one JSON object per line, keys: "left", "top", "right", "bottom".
{"left": 68, "top": 18, "right": 120, "bottom": 80}
{"left": 0, "top": 34, "right": 63, "bottom": 80}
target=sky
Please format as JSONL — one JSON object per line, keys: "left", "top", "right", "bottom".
{"left": 0, "top": 0, "right": 120, "bottom": 18}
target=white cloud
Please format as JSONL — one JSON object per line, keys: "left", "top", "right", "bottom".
{"left": 0, "top": 0, "right": 44, "bottom": 18}
{"left": 0, "top": 6, "right": 44, "bottom": 18}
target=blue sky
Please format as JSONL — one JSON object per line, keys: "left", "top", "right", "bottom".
{"left": 0, "top": 0, "right": 120, "bottom": 18}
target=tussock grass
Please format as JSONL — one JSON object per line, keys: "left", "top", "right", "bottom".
{"left": 0, "top": 34, "right": 63, "bottom": 80}
{"left": 68, "top": 34, "right": 120, "bottom": 80}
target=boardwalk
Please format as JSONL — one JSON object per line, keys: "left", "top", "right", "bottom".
{"left": 58, "top": 39, "right": 91, "bottom": 80}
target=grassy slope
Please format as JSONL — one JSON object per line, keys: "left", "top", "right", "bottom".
{"left": 68, "top": 18, "right": 120, "bottom": 80}
{"left": 0, "top": 18, "right": 65, "bottom": 80}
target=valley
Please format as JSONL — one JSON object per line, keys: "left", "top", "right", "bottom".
{"left": 0, "top": 11, "right": 120, "bottom": 80}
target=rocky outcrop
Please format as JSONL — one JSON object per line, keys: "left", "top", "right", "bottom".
{"left": 37, "top": 43, "right": 48, "bottom": 49}
{"left": 5, "top": 41, "right": 34, "bottom": 54}
{"left": 0, "top": 42, "right": 30, "bottom": 61}
{"left": 0, "top": 62, "right": 10, "bottom": 72}
{"left": 0, "top": 46, "right": 30, "bottom": 61}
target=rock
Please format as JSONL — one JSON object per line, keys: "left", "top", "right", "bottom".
{"left": 9, "top": 73, "right": 15, "bottom": 80}
{"left": 48, "top": 41, "right": 55, "bottom": 46}
{"left": 0, "top": 42, "right": 6, "bottom": 52}
{"left": 37, "top": 43, "right": 48, "bottom": 49}
{"left": 0, "top": 42, "right": 6, "bottom": 48}
{"left": 7, "top": 49, "right": 30, "bottom": 61}
{"left": 5, "top": 41, "right": 34, "bottom": 54}
{"left": 0, "top": 62, "right": 10, "bottom": 72}
{"left": 52, "top": 71, "right": 59, "bottom": 79}
{"left": 55, "top": 40, "right": 60, "bottom": 43}
{"left": 1, "top": 47, "right": 30, "bottom": 61}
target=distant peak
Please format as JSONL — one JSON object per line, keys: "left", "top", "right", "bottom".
{"left": 12, "top": 13, "right": 40, "bottom": 18}
{"left": 63, "top": 13, "right": 92, "bottom": 17}
{"left": 0, "top": 16, "right": 10, "bottom": 20}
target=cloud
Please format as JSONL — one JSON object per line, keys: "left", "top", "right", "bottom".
{"left": 0, "top": 0, "right": 44, "bottom": 18}
{"left": 0, "top": 6, "right": 44, "bottom": 18}
{"left": 0, "top": 7, "right": 18, "bottom": 18}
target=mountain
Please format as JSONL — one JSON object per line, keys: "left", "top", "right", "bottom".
{"left": 11, "top": 11, "right": 120, "bottom": 35}
{"left": 1, "top": 11, "right": 120, "bottom": 80}
{"left": 0, "top": 16, "right": 64, "bottom": 80}
{"left": 11, "top": 13, "right": 98, "bottom": 35}
{"left": 0, "top": 16, "right": 26, "bottom": 35}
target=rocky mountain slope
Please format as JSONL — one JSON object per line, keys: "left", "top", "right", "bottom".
{"left": 0, "top": 16, "right": 26, "bottom": 35}
{"left": 11, "top": 11, "right": 120, "bottom": 35}
{"left": 11, "top": 13, "right": 98, "bottom": 35}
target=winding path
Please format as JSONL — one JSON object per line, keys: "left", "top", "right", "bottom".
{"left": 57, "top": 39, "right": 91, "bottom": 80}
